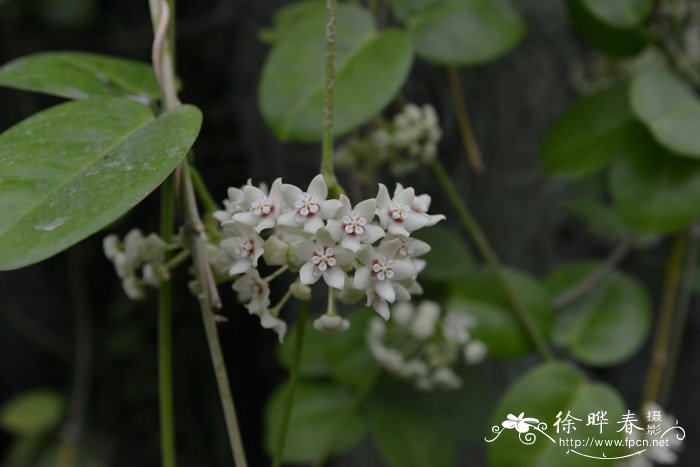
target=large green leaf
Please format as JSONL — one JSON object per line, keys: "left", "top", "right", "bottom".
{"left": 259, "top": 3, "right": 413, "bottom": 141}
{"left": 545, "top": 261, "right": 651, "bottom": 366}
{"left": 0, "top": 98, "right": 202, "bottom": 270}
{"left": 0, "top": 52, "right": 161, "bottom": 101}
{"left": 488, "top": 363, "right": 627, "bottom": 467}
{"left": 541, "top": 86, "right": 634, "bottom": 178}
{"left": 566, "top": 0, "right": 647, "bottom": 57}
{"left": 448, "top": 267, "right": 553, "bottom": 358}
{"left": 630, "top": 66, "right": 700, "bottom": 158}
{"left": 578, "top": 0, "right": 652, "bottom": 28}
{"left": 0, "top": 389, "right": 64, "bottom": 436}
{"left": 264, "top": 381, "right": 368, "bottom": 463}
{"left": 609, "top": 124, "right": 700, "bottom": 233}
{"left": 403, "top": 0, "right": 525, "bottom": 66}
{"left": 367, "top": 384, "right": 457, "bottom": 467}
{"left": 411, "top": 224, "right": 474, "bottom": 282}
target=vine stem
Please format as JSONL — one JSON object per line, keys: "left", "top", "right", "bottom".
{"left": 158, "top": 175, "right": 177, "bottom": 467}
{"left": 272, "top": 301, "right": 310, "bottom": 467}
{"left": 553, "top": 239, "right": 632, "bottom": 309}
{"left": 320, "top": 0, "right": 341, "bottom": 197}
{"left": 430, "top": 159, "right": 553, "bottom": 360}
{"left": 149, "top": 0, "right": 246, "bottom": 464}
{"left": 446, "top": 67, "right": 484, "bottom": 173}
{"left": 641, "top": 233, "right": 687, "bottom": 405}
{"left": 190, "top": 164, "right": 219, "bottom": 214}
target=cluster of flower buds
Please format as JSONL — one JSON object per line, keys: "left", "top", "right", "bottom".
{"left": 210, "top": 174, "right": 445, "bottom": 342}
{"left": 337, "top": 103, "right": 442, "bottom": 178}
{"left": 366, "top": 300, "right": 486, "bottom": 391}
{"left": 103, "top": 229, "right": 169, "bottom": 300}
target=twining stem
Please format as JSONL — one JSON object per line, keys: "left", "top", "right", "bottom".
{"left": 446, "top": 67, "right": 484, "bottom": 173}
{"left": 311, "top": 368, "right": 383, "bottom": 467}
{"left": 158, "top": 176, "right": 177, "bottom": 467}
{"left": 272, "top": 301, "right": 310, "bottom": 467}
{"left": 190, "top": 164, "right": 219, "bottom": 214}
{"left": 182, "top": 165, "right": 247, "bottom": 465}
{"left": 659, "top": 228, "right": 699, "bottom": 405}
{"left": 641, "top": 233, "right": 687, "bottom": 405}
{"left": 430, "top": 159, "right": 553, "bottom": 360}
{"left": 150, "top": 0, "right": 245, "bottom": 464}
{"left": 149, "top": 0, "right": 179, "bottom": 464}
{"left": 553, "top": 239, "right": 633, "bottom": 309}
{"left": 320, "top": 0, "right": 341, "bottom": 197}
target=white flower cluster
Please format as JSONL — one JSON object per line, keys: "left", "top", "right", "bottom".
{"left": 211, "top": 174, "right": 445, "bottom": 342}
{"left": 103, "top": 229, "right": 169, "bottom": 300}
{"left": 366, "top": 300, "right": 486, "bottom": 391}
{"left": 622, "top": 402, "right": 684, "bottom": 467}
{"left": 337, "top": 103, "right": 442, "bottom": 178}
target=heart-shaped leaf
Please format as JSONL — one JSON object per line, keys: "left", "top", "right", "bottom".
{"left": 411, "top": 224, "right": 474, "bottom": 282}
{"left": 401, "top": 0, "right": 525, "bottom": 66}
{"left": 610, "top": 124, "right": 700, "bottom": 233}
{"left": 0, "top": 52, "right": 161, "bottom": 101}
{"left": 448, "top": 267, "right": 553, "bottom": 358}
{"left": 630, "top": 66, "right": 700, "bottom": 158}
{"left": 259, "top": 3, "right": 413, "bottom": 141}
{"left": 578, "top": 0, "right": 653, "bottom": 28}
{"left": 488, "top": 363, "right": 627, "bottom": 467}
{"left": 367, "top": 383, "right": 457, "bottom": 467}
{"left": 566, "top": 0, "right": 647, "bottom": 57}
{"left": 264, "top": 381, "right": 368, "bottom": 463}
{"left": 541, "top": 85, "right": 634, "bottom": 178}
{"left": 545, "top": 261, "right": 651, "bottom": 366}
{"left": 0, "top": 98, "right": 202, "bottom": 270}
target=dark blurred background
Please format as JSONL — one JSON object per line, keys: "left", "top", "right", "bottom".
{"left": 1, "top": 0, "right": 699, "bottom": 465}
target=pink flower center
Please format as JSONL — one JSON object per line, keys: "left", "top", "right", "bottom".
{"left": 295, "top": 193, "right": 320, "bottom": 218}
{"left": 312, "top": 246, "right": 336, "bottom": 272}
{"left": 252, "top": 196, "right": 275, "bottom": 217}
{"left": 388, "top": 202, "right": 410, "bottom": 223}
{"left": 371, "top": 256, "right": 394, "bottom": 281}
{"left": 342, "top": 212, "right": 367, "bottom": 236}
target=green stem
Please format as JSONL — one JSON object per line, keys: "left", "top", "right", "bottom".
{"left": 641, "top": 233, "right": 687, "bottom": 405}
{"left": 659, "top": 229, "right": 699, "bottom": 405}
{"left": 190, "top": 164, "right": 219, "bottom": 214}
{"left": 446, "top": 67, "right": 484, "bottom": 173}
{"left": 311, "top": 368, "right": 382, "bottom": 467}
{"left": 430, "top": 159, "right": 553, "bottom": 360}
{"left": 165, "top": 248, "right": 191, "bottom": 270}
{"left": 320, "top": 0, "right": 341, "bottom": 197}
{"left": 264, "top": 266, "right": 289, "bottom": 283}
{"left": 158, "top": 177, "right": 177, "bottom": 467}
{"left": 272, "top": 301, "right": 310, "bottom": 467}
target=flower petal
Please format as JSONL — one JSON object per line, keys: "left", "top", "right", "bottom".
{"left": 323, "top": 267, "right": 345, "bottom": 289}
{"left": 375, "top": 280, "right": 396, "bottom": 303}
{"left": 353, "top": 266, "right": 371, "bottom": 290}
{"left": 307, "top": 174, "right": 328, "bottom": 199}
{"left": 299, "top": 262, "right": 320, "bottom": 285}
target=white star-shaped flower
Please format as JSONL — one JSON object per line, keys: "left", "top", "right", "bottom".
{"left": 326, "top": 194, "right": 385, "bottom": 252}
{"left": 231, "top": 178, "right": 285, "bottom": 233}
{"left": 277, "top": 174, "right": 343, "bottom": 234}
{"left": 231, "top": 269, "right": 270, "bottom": 316}
{"left": 352, "top": 238, "right": 416, "bottom": 319}
{"left": 219, "top": 225, "right": 265, "bottom": 275}
{"left": 293, "top": 229, "right": 354, "bottom": 290}
{"left": 375, "top": 183, "right": 430, "bottom": 237}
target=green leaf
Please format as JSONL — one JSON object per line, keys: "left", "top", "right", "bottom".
{"left": 545, "top": 261, "right": 651, "bottom": 366}
{"left": 541, "top": 86, "right": 634, "bottom": 178}
{"left": 277, "top": 309, "right": 379, "bottom": 386}
{"left": 448, "top": 267, "right": 553, "bottom": 358}
{"left": 0, "top": 389, "right": 64, "bottom": 435}
{"left": 630, "top": 66, "right": 700, "bottom": 158}
{"left": 566, "top": 0, "right": 647, "bottom": 57}
{"left": 259, "top": 1, "right": 321, "bottom": 43}
{"left": 405, "top": 0, "right": 525, "bottom": 66}
{"left": 578, "top": 0, "right": 652, "bottom": 28}
{"left": 367, "top": 383, "right": 457, "bottom": 467}
{"left": 609, "top": 124, "right": 700, "bottom": 233}
{"left": 0, "top": 98, "right": 202, "bottom": 270}
{"left": 562, "top": 199, "right": 659, "bottom": 246}
{"left": 488, "top": 363, "right": 627, "bottom": 467}
{"left": 0, "top": 52, "right": 161, "bottom": 101}
{"left": 411, "top": 224, "right": 473, "bottom": 282}
{"left": 264, "top": 381, "right": 368, "bottom": 463}
{"left": 259, "top": 3, "right": 413, "bottom": 141}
